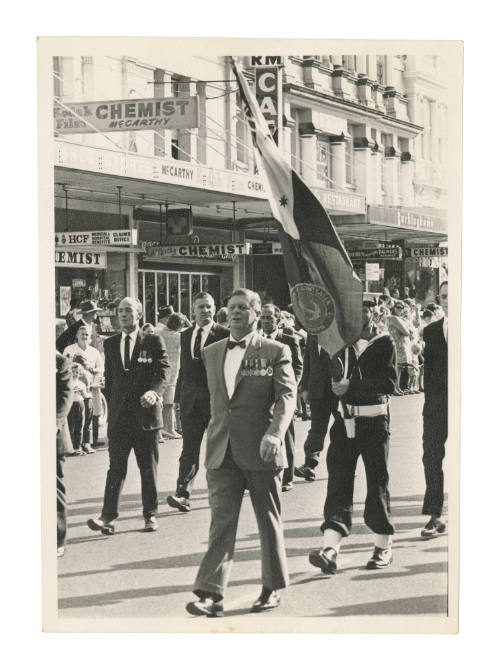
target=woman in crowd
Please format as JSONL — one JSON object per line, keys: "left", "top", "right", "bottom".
{"left": 141, "top": 323, "right": 155, "bottom": 336}
{"left": 63, "top": 324, "right": 104, "bottom": 454}
{"left": 159, "top": 312, "right": 184, "bottom": 439}
{"left": 388, "top": 300, "right": 412, "bottom": 395}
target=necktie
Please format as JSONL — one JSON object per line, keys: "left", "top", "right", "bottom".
{"left": 124, "top": 335, "right": 131, "bottom": 370}
{"left": 193, "top": 327, "right": 203, "bottom": 359}
{"left": 227, "top": 340, "right": 246, "bottom": 350}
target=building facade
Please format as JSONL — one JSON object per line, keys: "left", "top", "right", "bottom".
{"left": 53, "top": 52, "right": 448, "bottom": 327}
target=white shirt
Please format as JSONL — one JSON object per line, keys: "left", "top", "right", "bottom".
{"left": 443, "top": 316, "right": 448, "bottom": 343}
{"left": 263, "top": 329, "right": 279, "bottom": 340}
{"left": 120, "top": 327, "right": 140, "bottom": 369}
{"left": 224, "top": 332, "right": 253, "bottom": 399}
{"left": 190, "top": 321, "right": 214, "bottom": 358}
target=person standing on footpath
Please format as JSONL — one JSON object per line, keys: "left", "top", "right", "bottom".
{"left": 56, "top": 352, "right": 74, "bottom": 557}
{"left": 260, "top": 303, "right": 303, "bottom": 491}
{"left": 87, "top": 297, "right": 168, "bottom": 535}
{"left": 186, "top": 289, "right": 296, "bottom": 617}
{"left": 420, "top": 281, "right": 448, "bottom": 538}
{"left": 308, "top": 300, "right": 397, "bottom": 574}
{"left": 166, "top": 292, "right": 228, "bottom": 513}
{"left": 56, "top": 299, "right": 100, "bottom": 352}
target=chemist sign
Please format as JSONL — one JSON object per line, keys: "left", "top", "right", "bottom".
{"left": 55, "top": 250, "right": 107, "bottom": 268}
{"left": 55, "top": 230, "right": 138, "bottom": 246}
{"left": 54, "top": 97, "right": 199, "bottom": 134}
{"left": 147, "top": 243, "right": 251, "bottom": 259}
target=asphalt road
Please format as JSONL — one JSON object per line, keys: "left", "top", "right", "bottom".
{"left": 57, "top": 392, "right": 448, "bottom": 625}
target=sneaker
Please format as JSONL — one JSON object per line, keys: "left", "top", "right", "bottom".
{"left": 294, "top": 465, "right": 316, "bottom": 481}
{"left": 57, "top": 546, "right": 65, "bottom": 558}
{"left": 366, "top": 546, "right": 393, "bottom": 569}
{"left": 82, "top": 444, "right": 96, "bottom": 454}
{"left": 421, "top": 517, "right": 446, "bottom": 539}
{"left": 144, "top": 516, "right": 159, "bottom": 532}
{"left": 309, "top": 547, "right": 338, "bottom": 574}
{"left": 166, "top": 494, "right": 191, "bottom": 512}
{"left": 87, "top": 518, "right": 115, "bottom": 535}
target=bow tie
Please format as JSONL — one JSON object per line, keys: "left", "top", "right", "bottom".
{"left": 227, "top": 340, "right": 246, "bottom": 350}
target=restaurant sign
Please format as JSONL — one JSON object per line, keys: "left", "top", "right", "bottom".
{"left": 55, "top": 250, "right": 107, "bottom": 268}
{"left": 55, "top": 230, "right": 138, "bottom": 246}
{"left": 147, "top": 243, "right": 251, "bottom": 259}
{"left": 54, "top": 97, "right": 199, "bottom": 134}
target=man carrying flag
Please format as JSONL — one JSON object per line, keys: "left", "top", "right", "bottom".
{"left": 232, "top": 60, "right": 363, "bottom": 360}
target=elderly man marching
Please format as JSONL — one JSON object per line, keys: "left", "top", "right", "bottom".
{"left": 186, "top": 288, "right": 297, "bottom": 617}
{"left": 308, "top": 300, "right": 397, "bottom": 574}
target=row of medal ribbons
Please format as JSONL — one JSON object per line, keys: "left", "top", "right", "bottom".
{"left": 240, "top": 358, "right": 274, "bottom": 377}
{"left": 138, "top": 350, "right": 153, "bottom": 364}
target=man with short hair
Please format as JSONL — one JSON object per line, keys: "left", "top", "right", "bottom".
{"left": 87, "top": 297, "right": 168, "bottom": 534}
{"left": 187, "top": 288, "right": 296, "bottom": 616}
{"left": 167, "top": 292, "right": 229, "bottom": 512}
{"left": 57, "top": 299, "right": 99, "bottom": 352}
{"left": 421, "top": 281, "right": 448, "bottom": 538}
{"left": 260, "top": 303, "right": 303, "bottom": 491}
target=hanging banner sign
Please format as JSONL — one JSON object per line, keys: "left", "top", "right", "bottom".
{"left": 54, "top": 97, "right": 199, "bottom": 134}
{"left": 147, "top": 243, "right": 251, "bottom": 259}
{"left": 407, "top": 247, "right": 448, "bottom": 258}
{"left": 55, "top": 230, "right": 138, "bottom": 246}
{"left": 349, "top": 247, "right": 402, "bottom": 260}
{"left": 55, "top": 250, "right": 107, "bottom": 268}
{"left": 254, "top": 66, "right": 282, "bottom": 133}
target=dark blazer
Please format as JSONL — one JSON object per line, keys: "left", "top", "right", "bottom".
{"left": 174, "top": 322, "right": 229, "bottom": 414}
{"left": 275, "top": 330, "right": 303, "bottom": 383}
{"left": 345, "top": 334, "right": 397, "bottom": 406}
{"left": 301, "top": 334, "right": 333, "bottom": 399}
{"left": 56, "top": 353, "right": 73, "bottom": 456}
{"left": 103, "top": 332, "right": 168, "bottom": 432}
{"left": 423, "top": 318, "right": 448, "bottom": 408}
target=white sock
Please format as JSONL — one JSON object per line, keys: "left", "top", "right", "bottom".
{"left": 374, "top": 534, "right": 392, "bottom": 550}
{"left": 323, "top": 529, "right": 343, "bottom": 553}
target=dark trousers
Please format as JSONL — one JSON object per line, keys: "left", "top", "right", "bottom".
{"left": 82, "top": 397, "right": 93, "bottom": 444}
{"left": 57, "top": 454, "right": 66, "bottom": 548}
{"left": 422, "top": 404, "right": 447, "bottom": 517}
{"left": 67, "top": 399, "right": 84, "bottom": 451}
{"left": 176, "top": 399, "right": 211, "bottom": 498}
{"left": 282, "top": 422, "right": 295, "bottom": 486}
{"left": 321, "top": 415, "right": 395, "bottom": 537}
{"left": 303, "top": 390, "right": 339, "bottom": 468}
{"left": 194, "top": 447, "right": 288, "bottom": 599}
{"left": 101, "top": 421, "right": 160, "bottom": 521}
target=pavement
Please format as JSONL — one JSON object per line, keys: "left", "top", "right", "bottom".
{"left": 57, "top": 392, "right": 448, "bottom": 623}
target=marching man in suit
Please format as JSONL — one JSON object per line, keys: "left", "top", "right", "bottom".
{"left": 87, "top": 297, "right": 168, "bottom": 535}
{"left": 186, "top": 288, "right": 297, "bottom": 617}
{"left": 260, "top": 303, "right": 303, "bottom": 491}
{"left": 421, "top": 281, "right": 448, "bottom": 538}
{"left": 167, "top": 292, "right": 229, "bottom": 513}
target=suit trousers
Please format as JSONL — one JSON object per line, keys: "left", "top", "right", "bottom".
{"left": 194, "top": 447, "right": 289, "bottom": 599}
{"left": 57, "top": 454, "right": 66, "bottom": 548}
{"left": 303, "top": 390, "right": 339, "bottom": 468}
{"left": 321, "top": 415, "right": 395, "bottom": 537}
{"left": 422, "top": 404, "right": 447, "bottom": 517}
{"left": 68, "top": 399, "right": 84, "bottom": 451}
{"left": 282, "top": 421, "right": 295, "bottom": 486}
{"left": 176, "top": 398, "right": 211, "bottom": 498}
{"left": 101, "top": 419, "right": 160, "bottom": 522}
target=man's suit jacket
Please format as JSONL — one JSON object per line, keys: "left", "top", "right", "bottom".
{"left": 174, "top": 322, "right": 229, "bottom": 415}
{"left": 274, "top": 330, "right": 303, "bottom": 383}
{"left": 301, "top": 334, "right": 333, "bottom": 400}
{"left": 423, "top": 318, "right": 448, "bottom": 410}
{"left": 201, "top": 331, "right": 297, "bottom": 471}
{"left": 56, "top": 352, "right": 73, "bottom": 456}
{"left": 103, "top": 332, "right": 168, "bottom": 433}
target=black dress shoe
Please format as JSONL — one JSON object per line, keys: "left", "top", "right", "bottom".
{"left": 251, "top": 588, "right": 281, "bottom": 612}
{"left": 167, "top": 495, "right": 191, "bottom": 512}
{"left": 366, "top": 546, "right": 393, "bottom": 569}
{"left": 87, "top": 518, "right": 115, "bottom": 535}
{"left": 281, "top": 483, "right": 293, "bottom": 492}
{"left": 309, "top": 547, "right": 338, "bottom": 574}
{"left": 294, "top": 465, "right": 316, "bottom": 481}
{"left": 421, "top": 517, "right": 446, "bottom": 538}
{"left": 186, "top": 597, "right": 224, "bottom": 617}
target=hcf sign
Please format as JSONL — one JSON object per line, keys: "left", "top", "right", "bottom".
{"left": 254, "top": 66, "right": 282, "bottom": 138}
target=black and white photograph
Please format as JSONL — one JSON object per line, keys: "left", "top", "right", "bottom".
{"left": 38, "top": 37, "right": 462, "bottom": 634}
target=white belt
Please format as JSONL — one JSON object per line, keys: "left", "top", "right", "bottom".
{"left": 346, "top": 403, "right": 387, "bottom": 418}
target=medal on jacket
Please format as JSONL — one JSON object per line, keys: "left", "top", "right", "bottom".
{"left": 138, "top": 349, "right": 152, "bottom": 364}
{"left": 241, "top": 359, "right": 249, "bottom": 377}
{"left": 266, "top": 359, "right": 273, "bottom": 376}
{"left": 259, "top": 358, "right": 267, "bottom": 376}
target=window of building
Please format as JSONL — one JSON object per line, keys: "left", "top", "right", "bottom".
{"left": 376, "top": 56, "right": 385, "bottom": 84}
{"left": 345, "top": 124, "right": 355, "bottom": 186}
{"left": 235, "top": 90, "right": 249, "bottom": 166}
{"left": 316, "top": 139, "right": 330, "bottom": 186}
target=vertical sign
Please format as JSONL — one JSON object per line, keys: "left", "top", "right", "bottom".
{"left": 254, "top": 66, "right": 283, "bottom": 147}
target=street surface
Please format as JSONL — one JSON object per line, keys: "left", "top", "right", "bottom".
{"left": 57, "top": 393, "right": 448, "bottom": 621}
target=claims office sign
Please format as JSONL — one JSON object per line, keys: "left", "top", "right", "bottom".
{"left": 54, "top": 97, "right": 199, "bottom": 134}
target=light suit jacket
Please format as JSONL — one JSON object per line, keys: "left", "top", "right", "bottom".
{"left": 201, "top": 331, "right": 297, "bottom": 471}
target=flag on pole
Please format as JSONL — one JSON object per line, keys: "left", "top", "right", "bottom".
{"left": 232, "top": 60, "right": 363, "bottom": 357}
